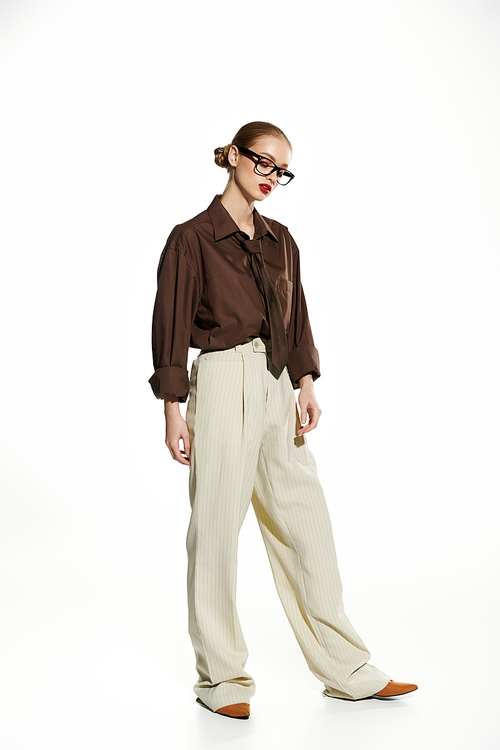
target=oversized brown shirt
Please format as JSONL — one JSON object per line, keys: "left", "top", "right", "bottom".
{"left": 149, "top": 195, "right": 321, "bottom": 402}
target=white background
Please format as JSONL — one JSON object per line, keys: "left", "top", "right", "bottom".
{"left": 1, "top": 1, "right": 499, "bottom": 748}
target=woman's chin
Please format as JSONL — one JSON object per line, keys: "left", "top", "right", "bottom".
{"left": 254, "top": 190, "right": 269, "bottom": 201}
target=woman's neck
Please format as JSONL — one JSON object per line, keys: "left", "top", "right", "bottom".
{"left": 219, "top": 183, "right": 255, "bottom": 239}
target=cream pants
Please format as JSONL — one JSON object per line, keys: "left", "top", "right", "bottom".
{"left": 185, "top": 337, "right": 389, "bottom": 711}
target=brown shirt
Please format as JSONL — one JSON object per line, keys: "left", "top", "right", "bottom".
{"left": 149, "top": 195, "right": 321, "bottom": 402}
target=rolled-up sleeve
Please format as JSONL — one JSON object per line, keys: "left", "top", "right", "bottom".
{"left": 148, "top": 242, "right": 200, "bottom": 402}
{"left": 286, "top": 237, "right": 321, "bottom": 389}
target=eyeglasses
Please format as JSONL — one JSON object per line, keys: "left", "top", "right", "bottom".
{"left": 235, "top": 145, "right": 295, "bottom": 186}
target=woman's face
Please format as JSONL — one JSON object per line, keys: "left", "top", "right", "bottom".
{"left": 230, "top": 136, "right": 292, "bottom": 203}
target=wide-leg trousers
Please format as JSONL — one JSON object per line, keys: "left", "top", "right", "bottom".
{"left": 184, "top": 336, "right": 390, "bottom": 711}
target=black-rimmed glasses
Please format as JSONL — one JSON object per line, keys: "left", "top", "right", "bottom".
{"left": 235, "top": 145, "right": 295, "bottom": 185}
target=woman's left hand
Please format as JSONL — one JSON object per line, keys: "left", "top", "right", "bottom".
{"left": 297, "top": 379, "right": 322, "bottom": 435}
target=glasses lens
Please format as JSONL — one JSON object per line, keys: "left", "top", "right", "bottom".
{"left": 255, "top": 159, "right": 274, "bottom": 176}
{"left": 253, "top": 155, "right": 294, "bottom": 185}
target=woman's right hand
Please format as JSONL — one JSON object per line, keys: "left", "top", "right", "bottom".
{"left": 164, "top": 399, "right": 191, "bottom": 465}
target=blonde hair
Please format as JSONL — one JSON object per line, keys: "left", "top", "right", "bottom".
{"left": 214, "top": 121, "right": 292, "bottom": 173}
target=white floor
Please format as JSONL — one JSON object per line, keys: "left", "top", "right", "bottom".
{"left": 1, "top": 499, "right": 497, "bottom": 750}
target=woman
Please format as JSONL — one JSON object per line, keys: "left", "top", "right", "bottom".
{"left": 149, "top": 121, "right": 417, "bottom": 720}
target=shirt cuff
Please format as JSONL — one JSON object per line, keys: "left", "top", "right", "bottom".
{"left": 287, "top": 345, "right": 321, "bottom": 389}
{"left": 149, "top": 366, "right": 190, "bottom": 402}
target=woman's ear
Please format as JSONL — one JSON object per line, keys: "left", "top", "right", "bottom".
{"left": 227, "top": 145, "right": 239, "bottom": 168}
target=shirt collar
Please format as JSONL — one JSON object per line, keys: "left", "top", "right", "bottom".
{"left": 207, "top": 194, "right": 278, "bottom": 243}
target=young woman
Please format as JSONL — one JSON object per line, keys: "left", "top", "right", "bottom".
{"left": 149, "top": 121, "right": 417, "bottom": 720}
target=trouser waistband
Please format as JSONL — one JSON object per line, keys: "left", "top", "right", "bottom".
{"left": 199, "top": 335, "right": 271, "bottom": 356}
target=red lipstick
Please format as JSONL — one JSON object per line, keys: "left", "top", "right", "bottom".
{"left": 259, "top": 184, "right": 271, "bottom": 195}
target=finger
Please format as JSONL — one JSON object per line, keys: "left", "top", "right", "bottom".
{"left": 174, "top": 443, "right": 190, "bottom": 464}
{"left": 298, "top": 406, "right": 321, "bottom": 434}
{"left": 297, "top": 408, "right": 311, "bottom": 435}
{"left": 304, "top": 406, "right": 322, "bottom": 433}
{"left": 167, "top": 440, "right": 190, "bottom": 465}
{"left": 301, "top": 418, "right": 317, "bottom": 433}
{"left": 299, "top": 420, "right": 314, "bottom": 434}
{"left": 179, "top": 443, "right": 191, "bottom": 465}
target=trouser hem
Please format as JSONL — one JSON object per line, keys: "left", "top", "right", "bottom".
{"left": 322, "top": 664, "right": 391, "bottom": 700}
{"left": 194, "top": 682, "right": 256, "bottom": 712}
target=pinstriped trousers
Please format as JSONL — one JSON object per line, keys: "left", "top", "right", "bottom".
{"left": 185, "top": 336, "right": 389, "bottom": 711}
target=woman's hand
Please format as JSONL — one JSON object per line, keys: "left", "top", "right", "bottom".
{"left": 164, "top": 399, "right": 191, "bottom": 465}
{"left": 297, "top": 375, "right": 322, "bottom": 435}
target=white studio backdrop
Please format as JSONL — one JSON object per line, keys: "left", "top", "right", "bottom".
{"left": 0, "top": 1, "right": 499, "bottom": 749}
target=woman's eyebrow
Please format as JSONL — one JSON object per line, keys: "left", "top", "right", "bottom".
{"left": 261, "top": 152, "right": 289, "bottom": 169}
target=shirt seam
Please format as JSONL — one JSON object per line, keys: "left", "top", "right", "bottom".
{"left": 166, "top": 245, "right": 201, "bottom": 284}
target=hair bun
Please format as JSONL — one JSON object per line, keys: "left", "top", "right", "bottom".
{"left": 214, "top": 144, "right": 230, "bottom": 169}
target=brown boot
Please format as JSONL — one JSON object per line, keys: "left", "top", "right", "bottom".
{"left": 196, "top": 697, "right": 250, "bottom": 719}
{"left": 374, "top": 680, "right": 418, "bottom": 697}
